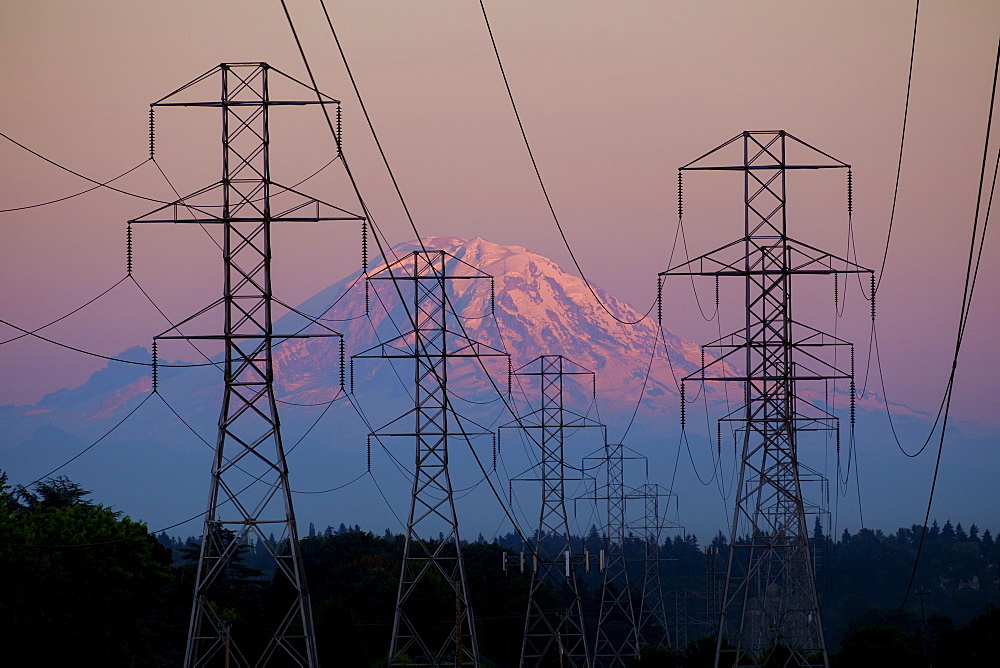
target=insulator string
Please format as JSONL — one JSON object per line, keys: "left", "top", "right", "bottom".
{"left": 151, "top": 340, "right": 158, "bottom": 392}
{"left": 339, "top": 337, "right": 345, "bottom": 392}
{"left": 148, "top": 108, "right": 155, "bottom": 159}
{"left": 870, "top": 274, "right": 876, "bottom": 322}
{"left": 680, "top": 382, "right": 686, "bottom": 428}
{"left": 677, "top": 171, "right": 684, "bottom": 218}
{"left": 126, "top": 223, "right": 133, "bottom": 277}
{"left": 361, "top": 219, "right": 368, "bottom": 271}
{"left": 657, "top": 277, "right": 663, "bottom": 326}
{"left": 847, "top": 169, "right": 853, "bottom": 217}
{"left": 336, "top": 103, "right": 343, "bottom": 155}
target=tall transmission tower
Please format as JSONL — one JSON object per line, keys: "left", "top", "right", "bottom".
{"left": 502, "top": 355, "right": 601, "bottom": 667}
{"left": 131, "top": 62, "right": 363, "bottom": 666}
{"left": 628, "top": 483, "right": 680, "bottom": 651}
{"left": 587, "top": 443, "right": 642, "bottom": 666}
{"left": 659, "top": 130, "right": 872, "bottom": 667}
{"left": 353, "top": 250, "right": 506, "bottom": 667}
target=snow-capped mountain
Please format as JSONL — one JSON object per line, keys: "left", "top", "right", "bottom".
{"left": 1, "top": 236, "right": 996, "bottom": 540}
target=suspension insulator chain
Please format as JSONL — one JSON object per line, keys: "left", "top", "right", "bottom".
{"left": 127, "top": 223, "right": 133, "bottom": 276}
{"left": 677, "top": 171, "right": 684, "bottom": 218}
{"left": 336, "top": 104, "right": 343, "bottom": 156}
{"left": 151, "top": 340, "right": 158, "bottom": 392}
{"left": 361, "top": 219, "right": 368, "bottom": 271}
{"left": 149, "top": 108, "right": 155, "bottom": 159}
{"left": 847, "top": 169, "right": 853, "bottom": 217}
{"left": 870, "top": 274, "right": 876, "bottom": 321}
{"left": 339, "top": 337, "right": 346, "bottom": 392}
{"left": 680, "top": 382, "right": 686, "bottom": 428}
{"left": 657, "top": 277, "right": 663, "bottom": 326}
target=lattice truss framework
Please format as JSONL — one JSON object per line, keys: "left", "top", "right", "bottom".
{"left": 501, "top": 355, "right": 602, "bottom": 667}
{"left": 354, "top": 250, "right": 506, "bottom": 667}
{"left": 584, "top": 443, "right": 644, "bottom": 667}
{"left": 131, "top": 63, "right": 364, "bottom": 667}
{"left": 659, "top": 131, "right": 872, "bottom": 668}
{"left": 626, "top": 483, "right": 683, "bottom": 651}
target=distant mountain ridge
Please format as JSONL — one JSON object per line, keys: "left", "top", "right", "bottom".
{"left": 1, "top": 236, "right": 996, "bottom": 540}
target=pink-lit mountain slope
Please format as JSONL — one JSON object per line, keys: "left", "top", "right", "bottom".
{"left": 272, "top": 236, "right": 712, "bottom": 418}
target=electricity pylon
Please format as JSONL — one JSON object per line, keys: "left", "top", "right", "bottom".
{"left": 131, "top": 63, "right": 364, "bottom": 666}
{"left": 586, "top": 443, "right": 642, "bottom": 666}
{"left": 353, "top": 250, "right": 506, "bottom": 667}
{"left": 628, "top": 483, "right": 680, "bottom": 651}
{"left": 502, "top": 355, "right": 601, "bottom": 667}
{"left": 659, "top": 130, "right": 872, "bottom": 668}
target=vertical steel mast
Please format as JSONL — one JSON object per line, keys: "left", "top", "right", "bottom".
{"left": 354, "top": 250, "right": 506, "bottom": 667}
{"left": 131, "top": 63, "right": 363, "bottom": 666}
{"left": 503, "top": 355, "right": 599, "bottom": 667}
{"left": 659, "top": 131, "right": 871, "bottom": 667}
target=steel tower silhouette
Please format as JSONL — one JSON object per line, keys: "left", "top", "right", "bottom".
{"left": 587, "top": 442, "right": 641, "bottom": 666}
{"left": 353, "top": 249, "right": 506, "bottom": 667}
{"left": 628, "top": 483, "right": 680, "bottom": 651}
{"left": 132, "top": 62, "right": 362, "bottom": 666}
{"left": 659, "top": 131, "right": 871, "bottom": 667}
{"left": 503, "top": 355, "right": 600, "bottom": 667}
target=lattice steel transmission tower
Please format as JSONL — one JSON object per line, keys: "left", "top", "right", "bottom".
{"left": 586, "top": 443, "right": 641, "bottom": 666}
{"left": 628, "top": 483, "right": 680, "bottom": 651}
{"left": 353, "top": 250, "right": 506, "bottom": 667}
{"left": 659, "top": 131, "right": 872, "bottom": 668}
{"left": 502, "top": 355, "right": 601, "bottom": 667}
{"left": 132, "top": 63, "right": 363, "bottom": 666}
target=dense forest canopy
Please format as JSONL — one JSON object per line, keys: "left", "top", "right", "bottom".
{"left": 2, "top": 474, "right": 996, "bottom": 665}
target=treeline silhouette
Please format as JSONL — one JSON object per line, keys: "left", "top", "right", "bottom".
{"left": 2, "top": 475, "right": 997, "bottom": 665}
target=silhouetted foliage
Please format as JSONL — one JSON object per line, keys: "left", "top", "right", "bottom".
{"left": 0, "top": 473, "right": 173, "bottom": 664}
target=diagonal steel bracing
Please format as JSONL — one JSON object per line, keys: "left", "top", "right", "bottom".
{"left": 131, "top": 63, "right": 363, "bottom": 667}
{"left": 354, "top": 250, "right": 507, "bottom": 667}
{"left": 502, "top": 355, "right": 601, "bottom": 667}
{"left": 659, "top": 131, "right": 872, "bottom": 668}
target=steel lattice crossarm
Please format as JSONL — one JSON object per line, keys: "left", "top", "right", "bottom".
{"left": 129, "top": 62, "right": 362, "bottom": 668}
{"left": 658, "top": 131, "right": 873, "bottom": 668}
{"left": 351, "top": 249, "right": 506, "bottom": 667}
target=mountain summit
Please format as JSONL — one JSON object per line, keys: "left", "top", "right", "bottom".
{"left": 275, "top": 235, "right": 705, "bottom": 418}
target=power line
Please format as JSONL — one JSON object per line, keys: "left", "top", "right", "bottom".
{"left": 897, "top": 24, "right": 1000, "bottom": 616}
{"left": 0, "top": 131, "right": 170, "bottom": 204}
{"left": 478, "top": 0, "right": 654, "bottom": 327}
{"left": 0, "top": 157, "right": 152, "bottom": 213}
{"left": 876, "top": 0, "right": 921, "bottom": 293}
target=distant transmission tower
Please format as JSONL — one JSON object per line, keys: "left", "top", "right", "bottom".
{"left": 587, "top": 443, "right": 641, "bottom": 666}
{"left": 503, "top": 355, "right": 601, "bottom": 667}
{"left": 659, "top": 130, "right": 872, "bottom": 667}
{"left": 131, "top": 63, "right": 362, "bottom": 666}
{"left": 628, "top": 483, "right": 680, "bottom": 651}
{"left": 353, "top": 250, "right": 506, "bottom": 667}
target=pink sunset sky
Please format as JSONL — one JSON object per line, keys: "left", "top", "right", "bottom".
{"left": 1, "top": 0, "right": 998, "bottom": 432}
